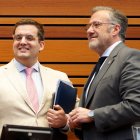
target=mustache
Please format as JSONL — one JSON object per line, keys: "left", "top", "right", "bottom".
{"left": 87, "top": 34, "right": 97, "bottom": 39}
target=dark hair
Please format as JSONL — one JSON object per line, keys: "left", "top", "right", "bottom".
{"left": 92, "top": 6, "right": 128, "bottom": 42}
{"left": 13, "top": 19, "right": 45, "bottom": 41}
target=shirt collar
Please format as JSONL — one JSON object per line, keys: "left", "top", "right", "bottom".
{"left": 102, "top": 41, "right": 122, "bottom": 57}
{"left": 13, "top": 59, "right": 40, "bottom": 72}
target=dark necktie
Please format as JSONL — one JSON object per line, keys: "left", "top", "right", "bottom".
{"left": 85, "top": 56, "right": 107, "bottom": 100}
{"left": 93, "top": 56, "right": 107, "bottom": 77}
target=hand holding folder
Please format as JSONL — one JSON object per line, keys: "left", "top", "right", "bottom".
{"left": 53, "top": 80, "right": 77, "bottom": 113}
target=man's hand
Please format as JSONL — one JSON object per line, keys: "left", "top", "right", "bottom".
{"left": 68, "top": 107, "right": 94, "bottom": 129}
{"left": 47, "top": 105, "right": 68, "bottom": 128}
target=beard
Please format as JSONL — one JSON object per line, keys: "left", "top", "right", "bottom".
{"left": 88, "top": 39, "right": 99, "bottom": 50}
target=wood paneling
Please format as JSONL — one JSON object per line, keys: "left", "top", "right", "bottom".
{"left": 76, "top": 87, "right": 84, "bottom": 97}
{"left": 0, "top": 17, "right": 140, "bottom": 25}
{"left": 0, "top": 40, "right": 140, "bottom": 62}
{"left": 0, "top": 1, "right": 139, "bottom": 140}
{"left": 0, "top": 0, "right": 139, "bottom": 16}
{"left": 0, "top": 26, "right": 140, "bottom": 39}
{"left": 44, "top": 64, "right": 93, "bottom": 76}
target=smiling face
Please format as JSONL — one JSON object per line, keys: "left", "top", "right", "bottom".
{"left": 13, "top": 25, "right": 44, "bottom": 66}
{"left": 87, "top": 10, "right": 118, "bottom": 55}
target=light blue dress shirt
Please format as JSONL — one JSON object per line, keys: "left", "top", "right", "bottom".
{"left": 13, "top": 59, "right": 43, "bottom": 104}
{"left": 85, "top": 41, "right": 122, "bottom": 99}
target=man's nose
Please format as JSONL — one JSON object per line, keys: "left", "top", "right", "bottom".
{"left": 20, "top": 36, "right": 27, "bottom": 44}
{"left": 87, "top": 25, "right": 94, "bottom": 34}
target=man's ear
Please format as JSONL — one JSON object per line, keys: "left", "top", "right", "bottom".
{"left": 39, "top": 41, "right": 45, "bottom": 51}
{"left": 112, "top": 24, "right": 121, "bottom": 36}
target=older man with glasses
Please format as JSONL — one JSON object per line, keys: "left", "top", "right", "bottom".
{"left": 69, "top": 6, "right": 140, "bottom": 140}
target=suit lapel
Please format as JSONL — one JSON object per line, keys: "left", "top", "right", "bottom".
{"left": 3, "top": 60, "right": 33, "bottom": 110}
{"left": 83, "top": 64, "right": 98, "bottom": 91}
{"left": 39, "top": 65, "right": 53, "bottom": 110}
{"left": 85, "top": 43, "right": 123, "bottom": 107}
{"left": 85, "top": 57, "right": 114, "bottom": 107}
{"left": 81, "top": 61, "right": 100, "bottom": 106}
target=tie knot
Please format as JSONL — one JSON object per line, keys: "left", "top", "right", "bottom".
{"left": 25, "top": 68, "right": 33, "bottom": 76}
{"left": 98, "top": 56, "right": 107, "bottom": 65}
{"left": 94, "top": 56, "right": 107, "bottom": 76}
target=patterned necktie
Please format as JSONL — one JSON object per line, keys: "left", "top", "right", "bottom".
{"left": 25, "top": 68, "right": 39, "bottom": 113}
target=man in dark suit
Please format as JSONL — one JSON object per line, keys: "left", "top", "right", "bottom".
{"left": 69, "top": 6, "right": 140, "bottom": 140}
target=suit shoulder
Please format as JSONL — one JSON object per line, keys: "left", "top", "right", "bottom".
{"left": 122, "top": 44, "right": 140, "bottom": 54}
{"left": 40, "top": 65, "right": 70, "bottom": 82}
{"left": 0, "top": 64, "right": 8, "bottom": 70}
{"left": 0, "top": 64, "right": 8, "bottom": 75}
{"left": 40, "top": 65, "right": 68, "bottom": 77}
{"left": 119, "top": 44, "right": 140, "bottom": 58}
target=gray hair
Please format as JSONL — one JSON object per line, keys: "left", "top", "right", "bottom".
{"left": 92, "top": 6, "right": 128, "bottom": 42}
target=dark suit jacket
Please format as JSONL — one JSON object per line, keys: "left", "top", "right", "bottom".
{"left": 76, "top": 43, "right": 140, "bottom": 140}
{"left": 52, "top": 128, "right": 67, "bottom": 140}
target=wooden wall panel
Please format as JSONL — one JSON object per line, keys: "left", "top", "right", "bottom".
{"left": 0, "top": 1, "right": 139, "bottom": 140}
{"left": 0, "top": 17, "right": 140, "bottom": 25}
{"left": 0, "top": 0, "right": 139, "bottom": 16}
{"left": 0, "top": 26, "right": 140, "bottom": 39}
{"left": 0, "top": 40, "right": 140, "bottom": 62}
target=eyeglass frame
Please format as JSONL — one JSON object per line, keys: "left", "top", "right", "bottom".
{"left": 85, "top": 21, "right": 115, "bottom": 30}
{"left": 13, "top": 34, "right": 39, "bottom": 42}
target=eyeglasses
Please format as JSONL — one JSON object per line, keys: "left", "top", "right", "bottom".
{"left": 13, "top": 34, "right": 38, "bottom": 41}
{"left": 85, "top": 21, "right": 115, "bottom": 30}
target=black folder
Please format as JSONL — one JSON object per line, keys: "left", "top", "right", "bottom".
{"left": 53, "top": 80, "right": 77, "bottom": 113}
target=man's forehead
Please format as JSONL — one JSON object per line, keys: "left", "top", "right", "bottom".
{"left": 90, "top": 11, "right": 110, "bottom": 22}
{"left": 15, "top": 25, "right": 38, "bottom": 34}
